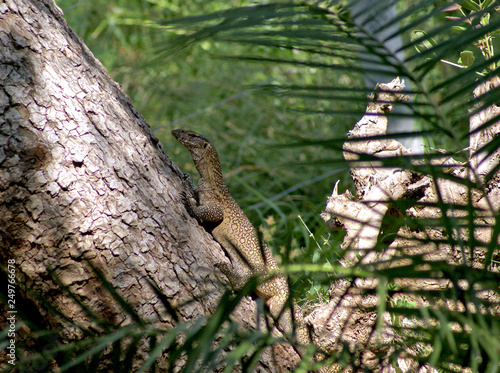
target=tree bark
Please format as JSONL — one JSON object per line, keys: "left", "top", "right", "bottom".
{"left": 0, "top": 1, "right": 296, "bottom": 371}
{"left": 3, "top": 1, "right": 498, "bottom": 373}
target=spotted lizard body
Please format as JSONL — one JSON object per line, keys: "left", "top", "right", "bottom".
{"left": 172, "top": 129, "right": 339, "bottom": 372}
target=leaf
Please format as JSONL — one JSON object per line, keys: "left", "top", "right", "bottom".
{"left": 482, "top": 0, "right": 495, "bottom": 9}
{"left": 480, "top": 13, "right": 490, "bottom": 27}
{"left": 458, "top": 0, "right": 480, "bottom": 11}
{"left": 459, "top": 50, "right": 475, "bottom": 67}
{"left": 411, "top": 29, "right": 437, "bottom": 54}
{"left": 451, "top": 25, "right": 467, "bottom": 34}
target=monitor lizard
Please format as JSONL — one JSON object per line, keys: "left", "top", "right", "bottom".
{"left": 172, "top": 129, "right": 339, "bottom": 373}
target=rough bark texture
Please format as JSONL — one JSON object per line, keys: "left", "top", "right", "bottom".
{"left": 0, "top": 1, "right": 297, "bottom": 371}
{"left": 1, "top": 1, "right": 498, "bottom": 372}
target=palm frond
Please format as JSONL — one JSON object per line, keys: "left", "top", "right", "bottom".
{"left": 157, "top": 1, "right": 500, "bottom": 371}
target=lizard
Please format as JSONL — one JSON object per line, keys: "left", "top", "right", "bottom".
{"left": 172, "top": 129, "right": 339, "bottom": 372}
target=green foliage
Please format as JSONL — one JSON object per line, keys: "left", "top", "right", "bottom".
{"left": 0, "top": 262, "right": 274, "bottom": 372}
{"left": 56, "top": 1, "right": 354, "bottom": 268}
{"left": 14, "top": 0, "right": 500, "bottom": 372}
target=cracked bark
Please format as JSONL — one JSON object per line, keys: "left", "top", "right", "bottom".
{"left": 3, "top": 1, "right": 498, "bottom": 372}
{"left": 0, "top": 1, "right": 298, "bottom": 371}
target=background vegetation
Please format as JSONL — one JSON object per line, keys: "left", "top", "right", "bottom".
{"left": 56, "top": 0, "right": 367, "bottom": 298}
{"left": 3, "top": 0, "right": 498, "bottom": 371}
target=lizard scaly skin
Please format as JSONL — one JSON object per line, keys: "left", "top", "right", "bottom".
{"left": 172, "top": 129, "right": 339, "bottom": 372}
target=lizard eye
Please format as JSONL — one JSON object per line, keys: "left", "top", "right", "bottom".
{"left": 203, "top": 143, "right": 208, "bottom": 149}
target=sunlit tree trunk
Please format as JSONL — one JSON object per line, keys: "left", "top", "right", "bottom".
{"left": 349, "top": 0, "right": 422, "bottom": 152}
{"left": 0, "top": 1, "right": 300, "bottom": 371}
{"left": 320, "top": 77, "right": 500, "bottom": 371}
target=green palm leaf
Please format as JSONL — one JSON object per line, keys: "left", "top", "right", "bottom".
{"left": 157, "top": 1, "right": 500, "bottom": 371}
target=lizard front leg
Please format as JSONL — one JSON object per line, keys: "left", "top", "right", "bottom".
{"left": 181, "top": 191, "right": 224, "bottom": 222}
{"left": 181, "top": 191, "right": 252, "bottom": 288}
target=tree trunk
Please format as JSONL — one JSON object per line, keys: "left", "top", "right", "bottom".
{"left": 0, "top": 1, "right": 297, "bottom": 371}
{"left": 3, "top": 1, "right": 498, "bottom": 373}
{"left": 319, "top": 78, "right": 500, "bottom": 372}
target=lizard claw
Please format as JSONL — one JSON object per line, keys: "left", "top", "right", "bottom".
{"left": 180, "top": 190, "right": 196, "bottom": 217}
{"left": 182, "top": 173, "right": 198, "bottom": 197}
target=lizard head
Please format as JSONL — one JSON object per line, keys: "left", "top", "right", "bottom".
{"left": 171, "top": 129, "right": 215, "bottom": 163}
